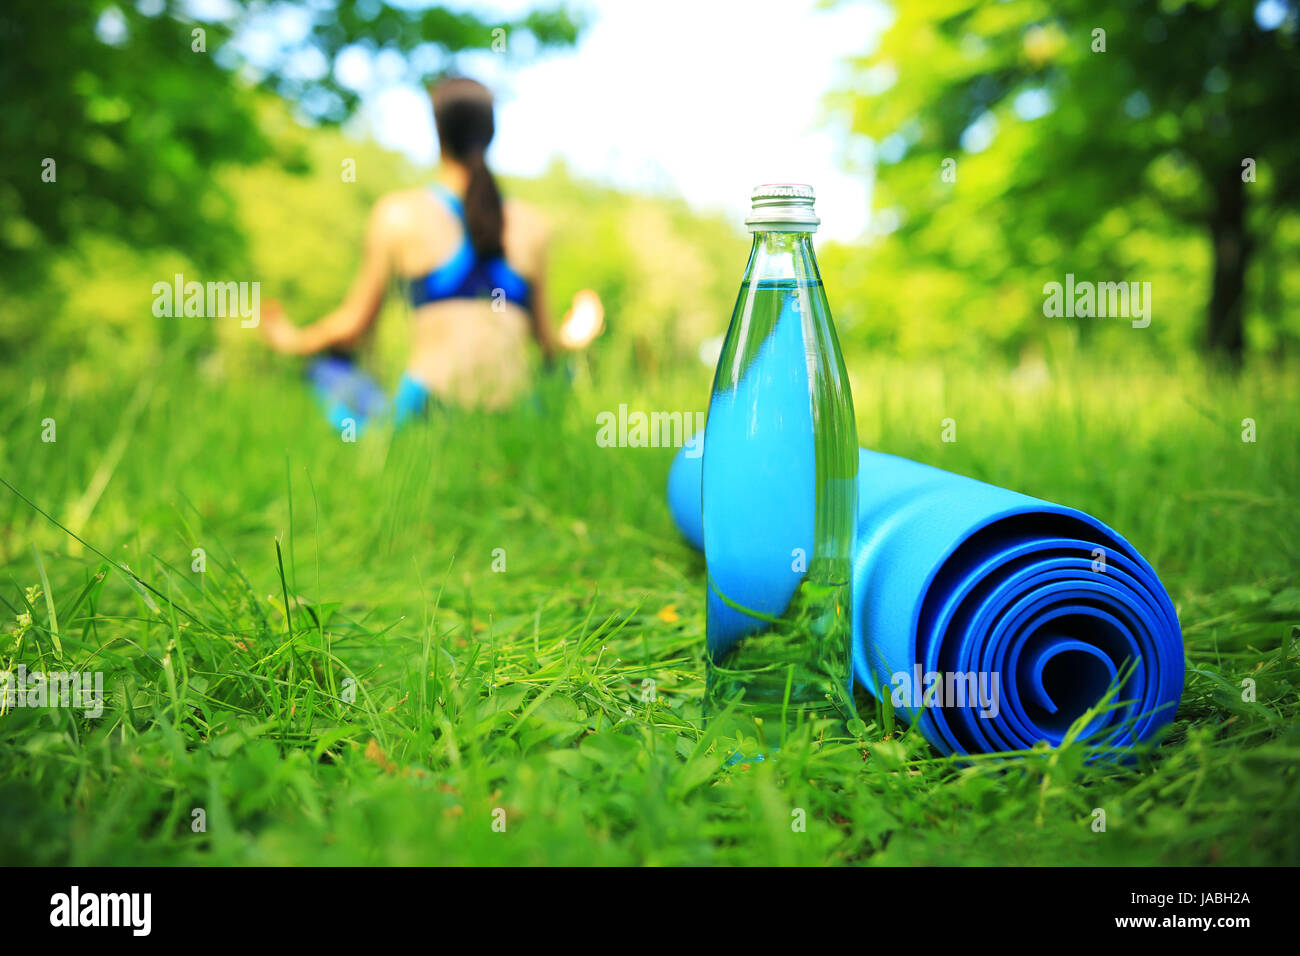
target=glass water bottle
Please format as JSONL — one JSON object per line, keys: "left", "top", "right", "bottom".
{"left": 702, "top": 183, "right": 858, "bottom": 731}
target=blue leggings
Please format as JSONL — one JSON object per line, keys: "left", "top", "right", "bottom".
{"left": 305, "top": 356, "right": 434, "bottom": 432}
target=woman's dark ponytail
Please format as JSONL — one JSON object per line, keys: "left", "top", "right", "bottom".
{"left": 431, "top": 77, "right": 505, "bottom": 260}
{"left": 463, "top": 148, "right": 505, "bottom": 260}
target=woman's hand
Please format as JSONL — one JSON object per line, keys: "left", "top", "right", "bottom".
{"left": 260, "top": 299, "right": 304, "bottom": 355}
{"left": 557, "top": 290, "right": 605, "bottom": 350}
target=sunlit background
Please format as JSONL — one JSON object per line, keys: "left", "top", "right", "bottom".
{"left": 192, "top": 0, "right": 887, "bottom": 240}
{"left": 2, "top": 0, "right": 1288, "bottom": 379}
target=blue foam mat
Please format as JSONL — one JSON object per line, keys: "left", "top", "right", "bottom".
{"left": 668, "top": 444, "right": 1184, "bottom": 756}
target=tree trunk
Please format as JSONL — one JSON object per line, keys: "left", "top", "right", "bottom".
{"left": 1206, "top": 171, "right": 1249, "bottom": 366}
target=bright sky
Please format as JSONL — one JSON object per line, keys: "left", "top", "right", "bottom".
{"left": 357, "top": 0, "right": 893, "bottom": 241}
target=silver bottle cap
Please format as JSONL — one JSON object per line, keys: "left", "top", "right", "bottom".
{"left": 745, "top": 183, "right": 820, "bottom": 232}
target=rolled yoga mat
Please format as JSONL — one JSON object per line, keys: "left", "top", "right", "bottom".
{"left": 667, "top": 444, "right": 1184, "bottom": 756}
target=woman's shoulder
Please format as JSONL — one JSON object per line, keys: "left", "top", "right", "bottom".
{"left": 371, "top": 187, "right": 445, "bottom": 226}
{"left": 504, "top": 197, "right": 548, "bottom": 236}
{"left": 501, "top": 198, "right": 549, "bottom": 277}
{"left": 364, "top": 189, "right": 459, "bottom": 257}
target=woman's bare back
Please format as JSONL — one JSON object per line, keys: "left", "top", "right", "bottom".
{"left": 374, "top": 188, "right": 551, "bottom": 409}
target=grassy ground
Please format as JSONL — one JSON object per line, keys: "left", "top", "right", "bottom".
{"left": 1, "top": 348, "right": 1297, "bottom": 865}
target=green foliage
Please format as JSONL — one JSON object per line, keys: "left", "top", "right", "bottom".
{"left": 1, "top": 0, "right": 262, "bottom": 289}
{"left": 0, "top": 0, "right": 581, "bottom": 290}
{"left": 831, "top": 0, "right": 1300, "bottom": 361}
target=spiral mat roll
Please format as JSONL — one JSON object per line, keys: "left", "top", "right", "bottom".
{"left": 667, "top": 445, "right": 1184, "bottom": 756}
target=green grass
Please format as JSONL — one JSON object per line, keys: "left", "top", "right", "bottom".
{"left": 1, "top": 348, "right": 1298, "bottom": 865}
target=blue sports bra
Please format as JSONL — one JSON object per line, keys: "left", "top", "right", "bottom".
{"left": 408, "top": 185, "right": 532, "bottom": 311}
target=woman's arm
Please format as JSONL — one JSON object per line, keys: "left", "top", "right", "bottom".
{"left": 262, "top": 200, "right": 395, "bottom": 356}
{"left": 524, "top": 225, "right": 605, "bottom": 361}
{"left": 527, "top": 245, "right": 560, "bottom": 365}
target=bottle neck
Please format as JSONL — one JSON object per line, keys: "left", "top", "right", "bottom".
{"left": 744, "top": 230, "right": 821, "bottom": 284}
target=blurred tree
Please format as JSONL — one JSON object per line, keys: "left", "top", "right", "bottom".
{"left": 0, "top": 0, "right": 581, "bottom": 292}
{"left": 835, "top": 0, "right": 1300, "bottom": 365}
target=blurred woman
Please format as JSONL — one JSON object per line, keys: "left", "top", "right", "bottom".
{"left": 261, "top": 76, "right": 601, "bottom": 423}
